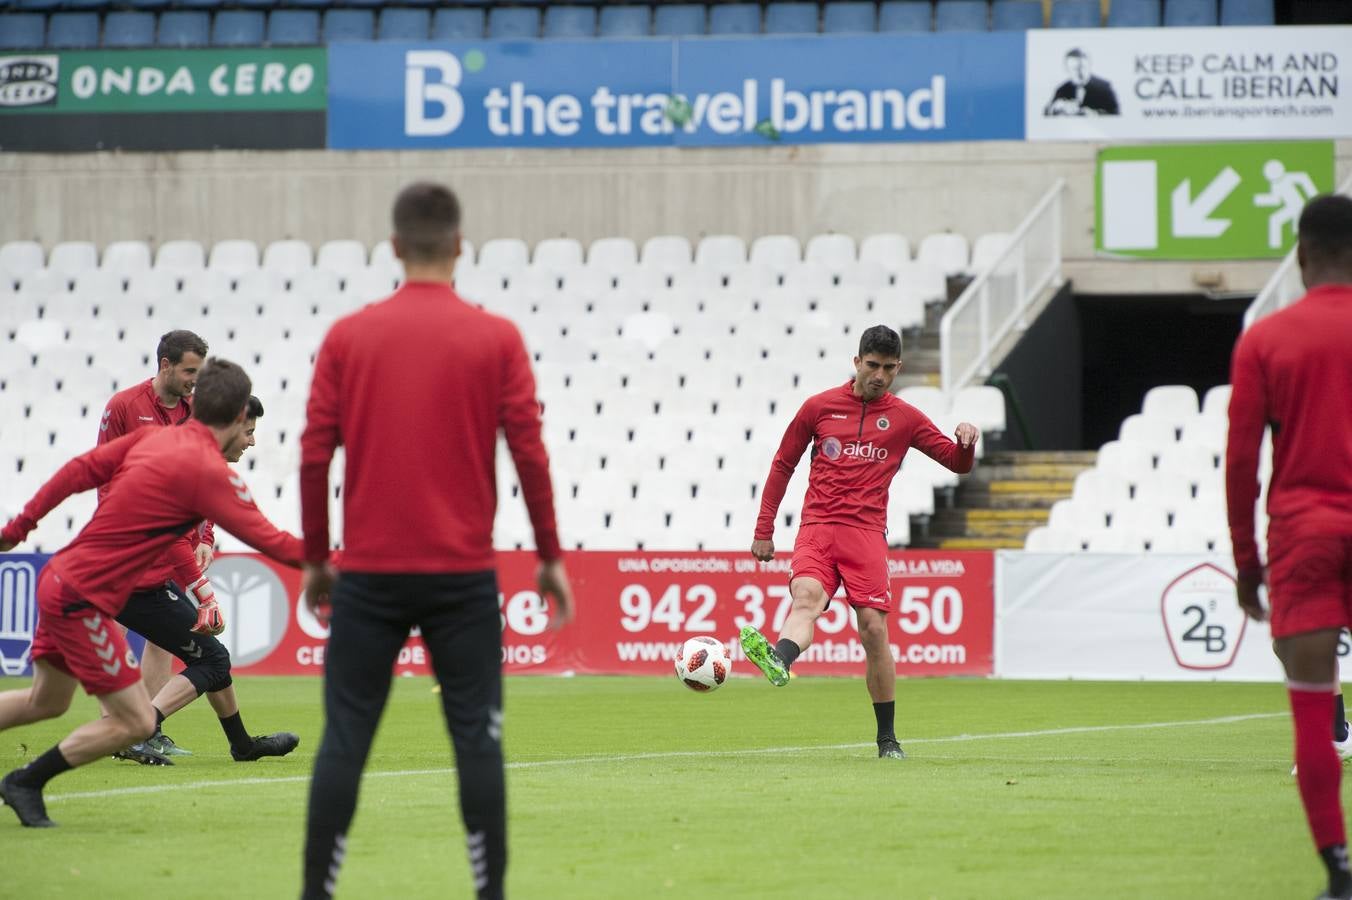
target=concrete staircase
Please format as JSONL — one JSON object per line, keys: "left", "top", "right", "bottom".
{"left": 907, "top": 451, "right": 1098, "bottom": 550}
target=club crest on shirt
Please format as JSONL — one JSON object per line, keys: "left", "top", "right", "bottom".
{"left": 876, "top": 416, "right": 890, "bottom": 431}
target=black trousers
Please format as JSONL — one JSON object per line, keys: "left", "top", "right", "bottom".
{"left": 301, "top": 571, "right": 505, "bottom": 900}
{"left": 116, "top": 583, "right": 232, "bottom": 696}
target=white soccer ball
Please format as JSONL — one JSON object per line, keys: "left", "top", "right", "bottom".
{"left": 674, "top": 636, "right": 731, "bottom": 693}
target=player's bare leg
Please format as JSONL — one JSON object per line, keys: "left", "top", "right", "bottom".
{"left": 857, "top": 607, "right": 904, "bottom": 759}
{"left": 1275, "top": 628, "right": 1352, "bottom": 899}
{"left": 740, "top": 577, "right": 827, "bottom": 687}
{"left": 0, "top": 659, "right": 78, "bottom": 731}
{"left": 2, "top": 675, "right": 156, "bottom": 827}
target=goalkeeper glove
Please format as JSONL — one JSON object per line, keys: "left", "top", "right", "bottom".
{"left": 187, "top": 576, "right": 225, "bottom": 636}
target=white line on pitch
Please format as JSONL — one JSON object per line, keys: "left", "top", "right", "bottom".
{"left": 45, "top": 711, "right": 1284, "bottom": 804}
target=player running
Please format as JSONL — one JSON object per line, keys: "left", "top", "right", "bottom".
{"left": 112, "top": 395, "right": 299, "bottom": 766}
{"left": 1227, "top": 194, "right": 1352, "bottom": 900}
{"left": 740, "top": 325, "right": 978, "bottom": 760}
{"left": 98, "top": 329, "right": 214, "bottom": 758}
{"left": 0, "top": 359, "right": 303, "bottom": 828}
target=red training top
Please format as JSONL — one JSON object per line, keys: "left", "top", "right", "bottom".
{"left": 3, "top": 420, "right": 302, "bottom": 616}
{"left": 300, "top": 281, "right": 562, "bottom": 573}
{"left": 1226, "top": 283, "right": 1352, "bottom": 576}
{"left": 99, "top": 377, "right": 213, "bottom": 590}
{"left": 756, "top": 381, "right": 976, "bottom": 540}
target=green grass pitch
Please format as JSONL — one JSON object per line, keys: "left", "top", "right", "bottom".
{"left": 0, "top": 675, "right": 1324, "bottom": 898}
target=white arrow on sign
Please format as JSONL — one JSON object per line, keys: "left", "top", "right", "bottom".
{"left": 1172, "top": 167, "right": 1242, "bottom": 239}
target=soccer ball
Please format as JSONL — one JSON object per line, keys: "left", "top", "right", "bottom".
{"left": 675, "top": 636, "right": 731, "bottom": 693}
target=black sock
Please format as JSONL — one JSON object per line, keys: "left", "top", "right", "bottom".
{"left": 219, "top": 712, "right": 253, "bottom": 754}
{"left": 1336, "top": 695, "right": 1348, "bottom": 742}
{"left": 12, "top": 745, "right": 73, "bottom": 789}
{"left": 774, "top": 638, "right": 801, "bottom": 669}
{"left": 1320, "top": 845, "right": 1352, "bottom": 894}
{"left": 874, "top": 701, "right": 896, "bottom": 741}
{"left": 153, "top": 706, "right": 165, "bottom": 735}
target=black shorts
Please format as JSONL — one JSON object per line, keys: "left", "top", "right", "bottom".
{"left": 116, "top": 582, "right": 230, "bottom": 692}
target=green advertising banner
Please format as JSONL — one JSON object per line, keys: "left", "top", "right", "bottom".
{"left": 1095, "top": 141, "right": 1335, "bottom": 260}
{"left": 0, "top": 48, "right": 326, "bottom": 114}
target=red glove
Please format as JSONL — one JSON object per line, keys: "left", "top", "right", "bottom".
{"left": 187, "top": 576, "right": 225, "bottom": 636}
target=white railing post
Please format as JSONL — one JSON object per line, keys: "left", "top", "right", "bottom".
{"left": 939, "top": 179, "right": 1066, "bottom": 397}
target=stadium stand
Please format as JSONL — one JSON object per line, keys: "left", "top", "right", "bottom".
{"left": 935, "top": 0, "right": 988, "bottom": 30}
{"left": 1107, "top": 0, "right": 1162, "bottom": 25}
{"left": 0, "top": 229, "right": 1017, "bottom": 551}
{"left": 991, "top": 0, "right": 1043, "bottom": 29}
{"left": 1049, "top": 0, "right": 1101, "bottom": 27}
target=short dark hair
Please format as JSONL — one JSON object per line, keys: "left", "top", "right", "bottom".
{"left": 858, "top": 325, "right": 902, "bottom": 360}
{"left": 246, "top": 395, "right": 264, "bottom": 419}
{"left": 192, "top": 358, "right": 252, "bottom": 427}
{"left": 1298, "top": 194, "right": 1352, "bottom": 270}
{"left": 156, "top": 330, "right": 208, "bottom": 367}
{"left": 393, "top": 182, "right": 461, "bottom": 265}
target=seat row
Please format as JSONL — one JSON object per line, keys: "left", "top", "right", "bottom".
{"left": 0, "top": 0, "right": 1277, "bottom": 51}
{"left": 1, "top": 231, "right": 991, "bottom": 287}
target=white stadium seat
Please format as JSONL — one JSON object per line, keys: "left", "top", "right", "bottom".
{"left": 1024, "top": 526, "right": 1084, "bottom": 552}
{"left": 315, "top": 240, "right": 369, "bottom": 280}
{"left": 154, "top": 240, "right": 206, "bottom": 277}
{"left": 951, "top": 385, "right": 1006, "bottom": 435}
{"left": 873, "top": 284, "right": 927, "bottom": 332}
{"left": 748, "top": 235, "right": 801, "bottom": 275}
{"left": 804, "top": 233, "right": 857, "bottom": 271}
{"left": 208, "top": 240, "right": 260, "bottom": 280}
{"left": 48, "top": 242, "right": 99, "bottom": 281}
{"left": 1095, "top": 439, "right": 1155, "bottom": 482}
{"left": 640, "top": 235, "right": 692, "bottom": 273}
{"left": 262, "top": 240, "right": 314, "bottom": 279}
{"left": 477, "top": 238, "right": 530, "bottom": 276}
{"left": 694, "top": 235, "right": 747, "bottom": 272}
{"left": 1141, "top": 385, "right": 1199, "bottom": 432}
{"left": 1118, "top": 414, "right": 1178, "bottom": 451}
{"left": 0, "top": 241, "right": 45, "bottom": 280}
{"left": 1201, "top": 384, "right": 1232, "bottom": 419}
{"left": 533, "top": 238, "right": 585, "bottom": 274}
{"left": 892, "top": 261, "right": 947, "bottom": 304}
{"left": 916, "top": 233, "right": 970, "bottom": 277}
{"left": 101, "top": 241, "right": 153, "bottom": 280}
{"left": 587, "top": 237, "right": 638, "bottom": 276}
{"left": 898, "top": 385, "right": 948, "bottom": 418}
{"left": 859, "top": 233, "right": 912, "bottom": 273}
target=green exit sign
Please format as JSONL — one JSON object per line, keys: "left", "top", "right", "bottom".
{"left": 1096, "top": 141, "right": 1335, "bottom": 260}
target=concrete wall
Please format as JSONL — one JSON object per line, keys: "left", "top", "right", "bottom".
{"left": 3, "top": 140, "right": 1349, "bottom": 294}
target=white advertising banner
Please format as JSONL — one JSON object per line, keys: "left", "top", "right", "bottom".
{"left": 1025, "top": 26, "right": 1352, "bottom": 142}
{"left": 996, "top": 552, "right": 1285, "bottom": 681}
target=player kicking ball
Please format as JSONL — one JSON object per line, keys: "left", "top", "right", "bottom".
{"left": 0, "top": 360, "right": 303, "bottom": 827}
{"left": 739, "top": 326, "right": 978, "bottom": 760}
{"left": 112, "top": 395, "right": 298, "bottom": 767}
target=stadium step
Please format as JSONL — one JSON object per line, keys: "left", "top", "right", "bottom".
{"left": 908, "top": 450, "right": 1093, "bottom": 549}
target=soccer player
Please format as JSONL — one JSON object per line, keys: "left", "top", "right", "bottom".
{"left": 739, "top": 325, "right": 978, "bottom": 760}
{"left": 112, "top": 395, "right": 299, "bottom": 766}
{"left": 99, "top": 329, "right": 214, "bottom": 757}
{"left": 1227, "top": 193, "right": 1352, "bottom": 900}
{"left": 299, "top": 182, "right": 574, "bottom": 900}
{"left": 0, "top": 359, "right": 303, "bottom": 828}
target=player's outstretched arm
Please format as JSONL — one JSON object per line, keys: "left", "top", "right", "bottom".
{"left": 754, "top": 402, "right": 814, "bottom": 549}
{"left": 911, "top": 414, "right": 978, "bottom": 474}
{"left": 1, "top": 429, "right": 152, "bottom": 547}
{"left": 750, "top": 539, "right": 775, "bottom": 562}
{"left": 1225, "top": 330, "right": 1269, "bottom": 610}
{"left": 198, "top": 469, "right": 304, "bottom": 568}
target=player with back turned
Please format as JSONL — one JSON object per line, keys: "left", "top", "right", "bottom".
{"left": 299, "top": 182, "right": 575, "bottom": 900}
{"left": 0, "top": 360, "right": 303, "bottom": 828}
{"left": 740, "top": 325, "right": 978, "bottom": 759}
{"left": 1226, "top": 193, "right": 1352, "bottom": 900}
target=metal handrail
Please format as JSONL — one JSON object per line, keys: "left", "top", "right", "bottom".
{"left": 1244, "top": 172, "right": 1352, "bottom": 330}
{"left": 940, "top": 179, "right": 1066, "bottom": 396}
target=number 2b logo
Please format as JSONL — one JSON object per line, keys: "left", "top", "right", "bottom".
{"left": 1160, "top": 562, "right": 1246, "bottom": 670}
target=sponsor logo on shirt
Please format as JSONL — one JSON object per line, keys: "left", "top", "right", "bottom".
{"left": 830, "top": 414, "right": 848, "bottom": 419}
{"left": 843, "top": 440, "right": 889, "bottom": 461}
{"left": 820, "top": 436, "right": 843, "bottom": 460}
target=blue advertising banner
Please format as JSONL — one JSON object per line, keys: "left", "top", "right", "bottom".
{"left": 0, "top": 554, "right": 148, "bottom": 678}
{"left": 327, "top": 33, "right": 1025, "bottom": 149}
{"left": 0, "top": 555, "right": 42, "bottom": 678}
